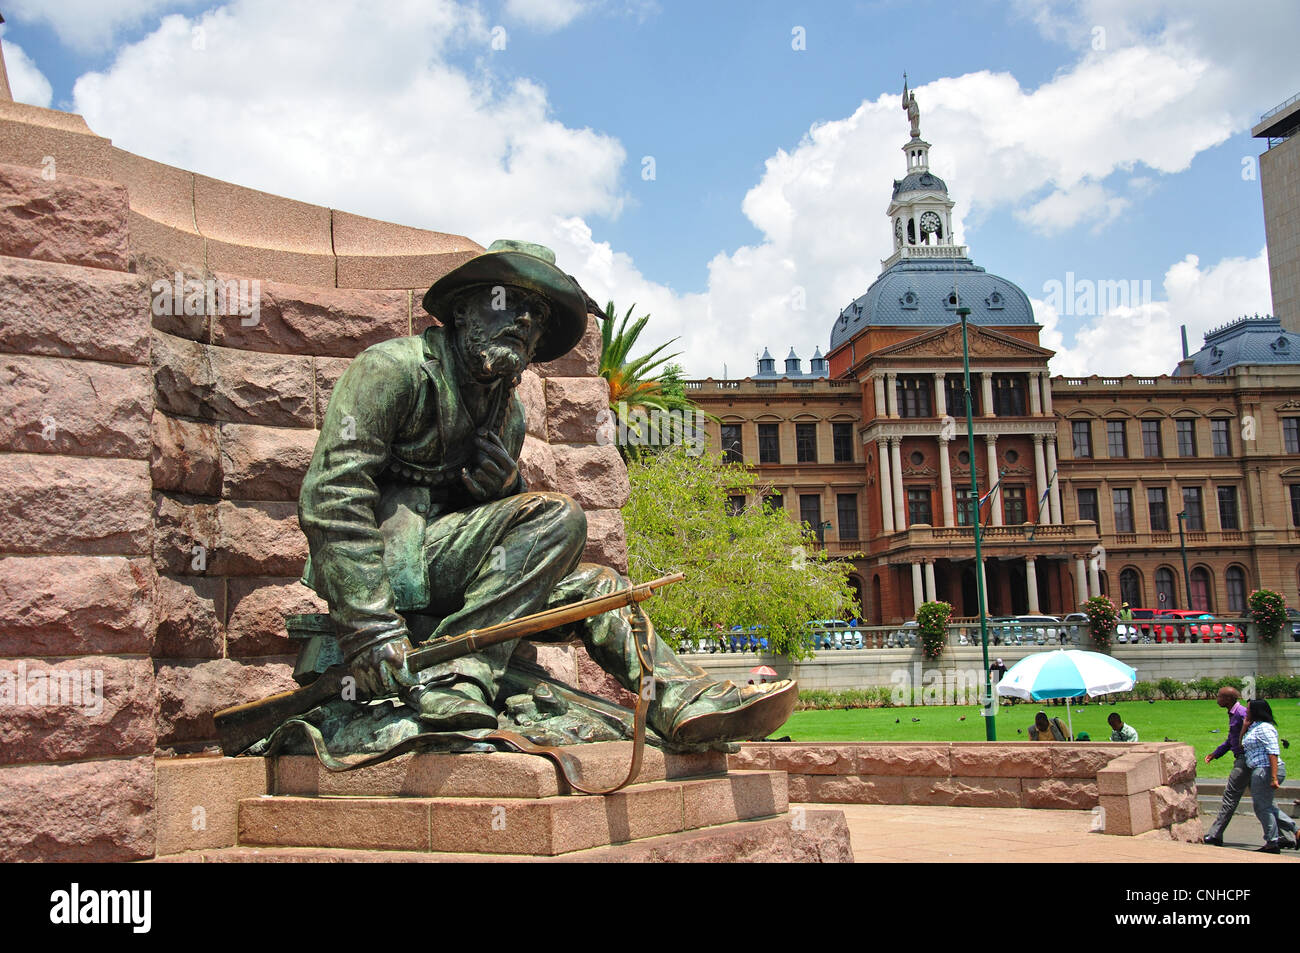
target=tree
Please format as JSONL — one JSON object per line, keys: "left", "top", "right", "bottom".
{"left": 623, "top": 446, "right": 858, "bottom": 659}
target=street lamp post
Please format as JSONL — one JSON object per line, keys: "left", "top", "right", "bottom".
{"left": 1177, "top": 510, "right": 1192, "bottom": 609}
{"left": 958, "top": 307, "right": 996, "bottom": 740}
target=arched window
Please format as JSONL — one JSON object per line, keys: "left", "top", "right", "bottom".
{"left": 1155, "top": 567, "right": 1176, "bottom": 609}
{"left": 1120, "top": 568, "right": 1142, "bottom": 607}
{"left": 1098, "top": 570, "right": 1109, "bottom": 596}
{"left": 1190, "top": 567, "right": 1213, "bottom": 612}
{"left": 1226, "top": 566, "right": 1247, "bottom": 614}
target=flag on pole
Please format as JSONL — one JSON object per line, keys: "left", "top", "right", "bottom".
{"left": 1038, "top": 468, "right": 1058, "bottom": 507}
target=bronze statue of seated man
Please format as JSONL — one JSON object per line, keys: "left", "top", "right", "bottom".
{"left": 295, "top": 239, "right": 795, "bottom": 752}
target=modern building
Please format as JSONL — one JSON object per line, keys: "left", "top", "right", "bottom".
{"left": 690, "top": 91, "right": 1300, "bottom": 624}
{"left": 1255, "top": 92, "right": 1300, "bottom": 332}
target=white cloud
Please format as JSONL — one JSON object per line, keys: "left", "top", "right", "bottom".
{"left": 1016, "top": 181, "right": 1130, "bottom": 234}
{"left": 503, "top": 0, "right": 591, "bottom": 31}
{"left": 1035, "top": 249, "right": 1272, "bottom": 377}
{"left": 2, "top": 37, "right": 52, "bottom": 108}
{"left": 6, "top": 0, "right": 209, "bottom": 52}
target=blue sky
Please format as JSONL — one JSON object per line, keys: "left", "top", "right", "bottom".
{"left": 5, "top": 0, "right": 1296, "bottom": 377}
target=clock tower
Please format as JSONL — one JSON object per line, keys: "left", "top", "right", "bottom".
{"left": 885, "top": 78, "right": 965, "bottom": 266}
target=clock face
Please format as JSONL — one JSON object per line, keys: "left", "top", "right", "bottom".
{"left": 920, "top": 211, "right": 941, "bottom": 234}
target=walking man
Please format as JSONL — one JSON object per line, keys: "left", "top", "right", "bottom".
{"left": 1203, "top": 686, "right": 1249, "bottom": 846}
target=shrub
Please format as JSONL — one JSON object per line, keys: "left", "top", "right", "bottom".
{"left": 917, "top": 600, "right": 953, "bottom": 660}
{"left": 1191, "top": 676, "right": 1221, "bottom": 700}
{"left": 1131, "top": 681, "right": 1157, "bottom": 701}
{"left": 1084, "top": 596, "right": 1118, "bottom": 649}
{"left": 1215, "top": 675, "right": 1245, "bottom": 694}
{"left": 1156, "top": 677, "right": 1186, "bottom": 700}
{"left": 1249, "top": 589, "right": 1288, "bottom": 644}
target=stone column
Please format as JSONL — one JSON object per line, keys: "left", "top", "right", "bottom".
{"left": 924, "top": 561, "right": 937, "bottom": 602}
{"left": 1088, "top": 557, "right": 1101, "bottom": 600}
{"left": 885, "top": 372, "right": 899, "bottom": 418}
{"left": 984, "top": 434, "right": 1002, "bottom": 526}
{"left": 912, "top": 562, "right": 924, "bottom": 610}
{"left": 1029, "top": 372, "right": 1042, "bottom": 416}
{"left": 981, "top": 372, "right": 995, "bottom": 418}
{"left": 1074, "top": 557, "right": 1088, "bottom": 605}
{"left": 938, "top": 436, "right": 955, "bottom": 527}
{"left": 1032, "top": 434, "right": 1048, "bottom": 523}
{"left": 1041, "top": 374, "right": 1054, "bottom": 415}
{"left": 873, "top": 375, "right": 887, "bottom": 420}
{"left": 1045, "top": 438, "right": 1062, "bottom": 525}
{"left": 889, "top": 437, "right": 905, "bottom": 529}
{"left": 934, "top": 372, "right": 947, "bottom": 417}
{"left": 878, "top": 439, "right": 895, "bottom": 533}
{"left": 1025, "top": 556, "right": 1040, "bottom": 614}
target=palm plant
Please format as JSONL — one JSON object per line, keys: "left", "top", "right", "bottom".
{"left": 599, "top": 301, "right": 686, "bottom": 414}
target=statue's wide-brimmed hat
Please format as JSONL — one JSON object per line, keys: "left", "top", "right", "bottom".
{"left": 422, "top": 239, "right": 589, "bottom": 363}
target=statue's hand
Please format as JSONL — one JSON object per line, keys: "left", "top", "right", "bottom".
{"left": 349, "top": 636, "right": 418, "bottom": 698}
{"left": 461, "top": 430, "right": 520, "bottom": 501}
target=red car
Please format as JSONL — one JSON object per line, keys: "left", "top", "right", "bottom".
{"left": 1154, "top": 609, "right": 1242, "bottom": 643}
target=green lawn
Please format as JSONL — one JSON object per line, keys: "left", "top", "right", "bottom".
{"left": 777, "top": 699, "right": 1300, "bottom": 778}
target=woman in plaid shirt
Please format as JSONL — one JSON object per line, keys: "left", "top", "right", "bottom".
{"left": 1242, "top": 699, "right": 1299, "bottom": 853}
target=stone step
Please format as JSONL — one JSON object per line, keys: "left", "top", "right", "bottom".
{"left": 239, "top": 769, "right": 788, "bottom": 856}
{"left": 164, "top": 808, "right": 853, "bottom": 862}
{"left": 271, "top": 741, "right": 728, "bottom": 799}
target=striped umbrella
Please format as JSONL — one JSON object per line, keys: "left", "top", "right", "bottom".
{"left": 995, "top": 650, "right": 1137, "bottom": 738}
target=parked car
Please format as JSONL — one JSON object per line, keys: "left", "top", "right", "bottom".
{"left": 807, "top": 619, "right": 859, "bottom": 651}
{"left": 1061, "top": 612, "right": 1088, "bottom": 643}
{"left": 888, "top": 621, "right": 918, "bottom": 648}
{"left": 1117, "top": 607, "right": 1158, "bottom": 642}
{"left": 1154, "top": 610, "right": 1241, "bottom": 643}
{"left": 1014, "top": 614, "right": 1063, "bottom": 645}
{"left": 1287, "top": 608, "right": 1300, "bottom": 642}
{"left": 729, "top": 625, "right": 770, "bottom": 652}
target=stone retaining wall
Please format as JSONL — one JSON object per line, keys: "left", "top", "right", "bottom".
{"left": 731, "top": 741, "right": 1202, "bottom": 840}
{"left": 0, "top": 97, "right": 628, "bottom": 859}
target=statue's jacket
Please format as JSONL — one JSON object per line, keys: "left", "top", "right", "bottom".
{"left": 299, "top": 324, "right": 526, "bottom": 658}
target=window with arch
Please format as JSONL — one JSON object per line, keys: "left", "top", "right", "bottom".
{"left": 1226, "top": 566, "right": 1247, "bottom": 614}
{"left": 1155, "top": 567, "right": 1176, "bottom": 609}
{"left": 1190, "top": 567, "right": 1213, "bottom": 612}
{"left": 1120, "top": 568, "right": 1142, "bottom": 607}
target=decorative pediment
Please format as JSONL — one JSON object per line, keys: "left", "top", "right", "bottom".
{"left": 875, "top": 323, "right": 1054, "bottom": 362}
{"left": 1275, "top": 400, "right": 1300, "bottom": 412}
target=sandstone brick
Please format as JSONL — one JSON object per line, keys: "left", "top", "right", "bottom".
{"left": 795, "top": 774, "right": 906, "bottom": 804}
{"left": 211, "top": 279, "right": 407, "bottom": 357}
{"left": 681, "top": 771, "right": 788, "bottom": 828}
{"left": 519, "top": 435, "right": 557, "bottom": 492}
{"left": 730, "top": 746, "right": 772, "bottom": 770}
{"left": 0, "top": 254, "right": 148, "bottom": 362}
{"left": 1159, "top": 745, "right": 1197, "bottom": 785}
{"left": 582, "top": 508, "right": 628, "bottom": 573}
{"left": 1050, "top": 745, "right": 1125, "bottom": 779}
{"left": 517, "top": 369, "right": 546, "bottom": 439}
{"left": 0, "top": 162, "right": 129, "bottom": 271}
{"left": 240, "top": 795, "right": 430, "bottom": 852}
{"left": 0, "top": 455, "right": 151, "bottom": 554}
{"left": 151, "top": 329, "right": 213, "bottom": 419}
{"left": 142, "top": 260, "right": 210, "bottom": 341}
{"left": 768, "top": 744, "right": 855, "bottom": 775}
{"left": 856, "top": 743, "right": 951, "bottom": 777}
{"left": 151, "top": 411, "right": 221, "bottom": 496}
{"left": 0, "top": 354, "right": 151, "bottom": 457}
{"left": 314, "top": 355, "right": 352, "bottom": 425}
{"left": 545, "top": 377, "right": 609, "bottom": 444}
{"left": 153, "top": 574, "right": 225, "bottom": 658}
{"left": 0, "top": 555, "right": 154, "bottom": 656}
{"left": 219, "top": 422, "right": 317, "bottom": 500}
{"left": 903, "top": 775, "right": 1021, "bottom": 807}
{"left": 226, "top": 577, "right": 326, "bottom": 657}
{"left": 1100, "top": 791, "right": 1155, "bottom": 835}
{"left": 1022, "top": 777, "right": 1099, "bottom": 809}
{"left": 1097, "top": 752, "right": 1163, "bottom": 796}
{"left": 1169, "top": 816, "right": 1205, "bottom": 843}
{"left": 0, "top": 756, "right": 154, "bottom": 861}
{"left": 531, "top": 315, "right": 601, "bottom": 378}
{"left": 949, "top": 743, "right": 1051, "bottom": 778}
{"left": 0, "top": 657, "right": 156, "bottom": 764}
{"left": 155, "top": 756, "right": 270, "bottom": 855}
{"left": 152, "top": 493, "right": 220, "bottom": 575}
{"left": 1149, "top": 781, "right": 1200, "bottom": 827}
{"left": 212, "top": 501, "right": 308, "bottom": 577}
{"left": 512, "top": 640, "right": 577, "bottom": 688}
{"left": 155, "top": 657, "right": 297, "bottom": 747}
{"left": 552, "top": 443, "right": 630, "bottom": 509}
{"left": 574, "top": 642, "right": 636, "bottom": 708}
{"left": 209, "top": 346, "right": 314, "bottom": 427}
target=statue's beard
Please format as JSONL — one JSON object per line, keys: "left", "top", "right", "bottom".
{"left": 457, "top": 323, "right": 529, "bottom": 385}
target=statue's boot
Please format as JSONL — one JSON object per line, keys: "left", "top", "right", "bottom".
{"left": 547, "top": 565, "right": 799, "bottom": 746}
{"left": 406, "top": 681, "right": 498, "bottom": 731}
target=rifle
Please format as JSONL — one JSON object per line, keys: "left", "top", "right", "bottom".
{"left": 214, "top": 572, "right": 684, "bottom": 757}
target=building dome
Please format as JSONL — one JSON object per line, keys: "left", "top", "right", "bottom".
{"left": 829, "top": 258, "right": 1036, "bottom": 350}
{"left": 892, "top": 170, "right": 948, "bottom": 199}
{"left": 1176, "top": 315, "right": 1300, "bottom": 376}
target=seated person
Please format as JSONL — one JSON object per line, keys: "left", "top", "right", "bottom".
{"left": 1108, "top": 712, "right": 1139, "bottom": 742}
{"left": 1028, "top": 710, "right": 1071, "bottom": 741}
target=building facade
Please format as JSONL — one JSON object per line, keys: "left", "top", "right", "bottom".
{"left": 1255, "top": 93, "right": 1300, "bottom": 332}
{"left": 690, "top": 92, "right": 1300, "bottom": 624}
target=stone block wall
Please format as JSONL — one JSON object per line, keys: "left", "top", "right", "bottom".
{"left": 731, "top": 741, "right": 1202, "bottom": 840}
{"left": 0, "top": 98, "right": 628, "bottom": 859}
